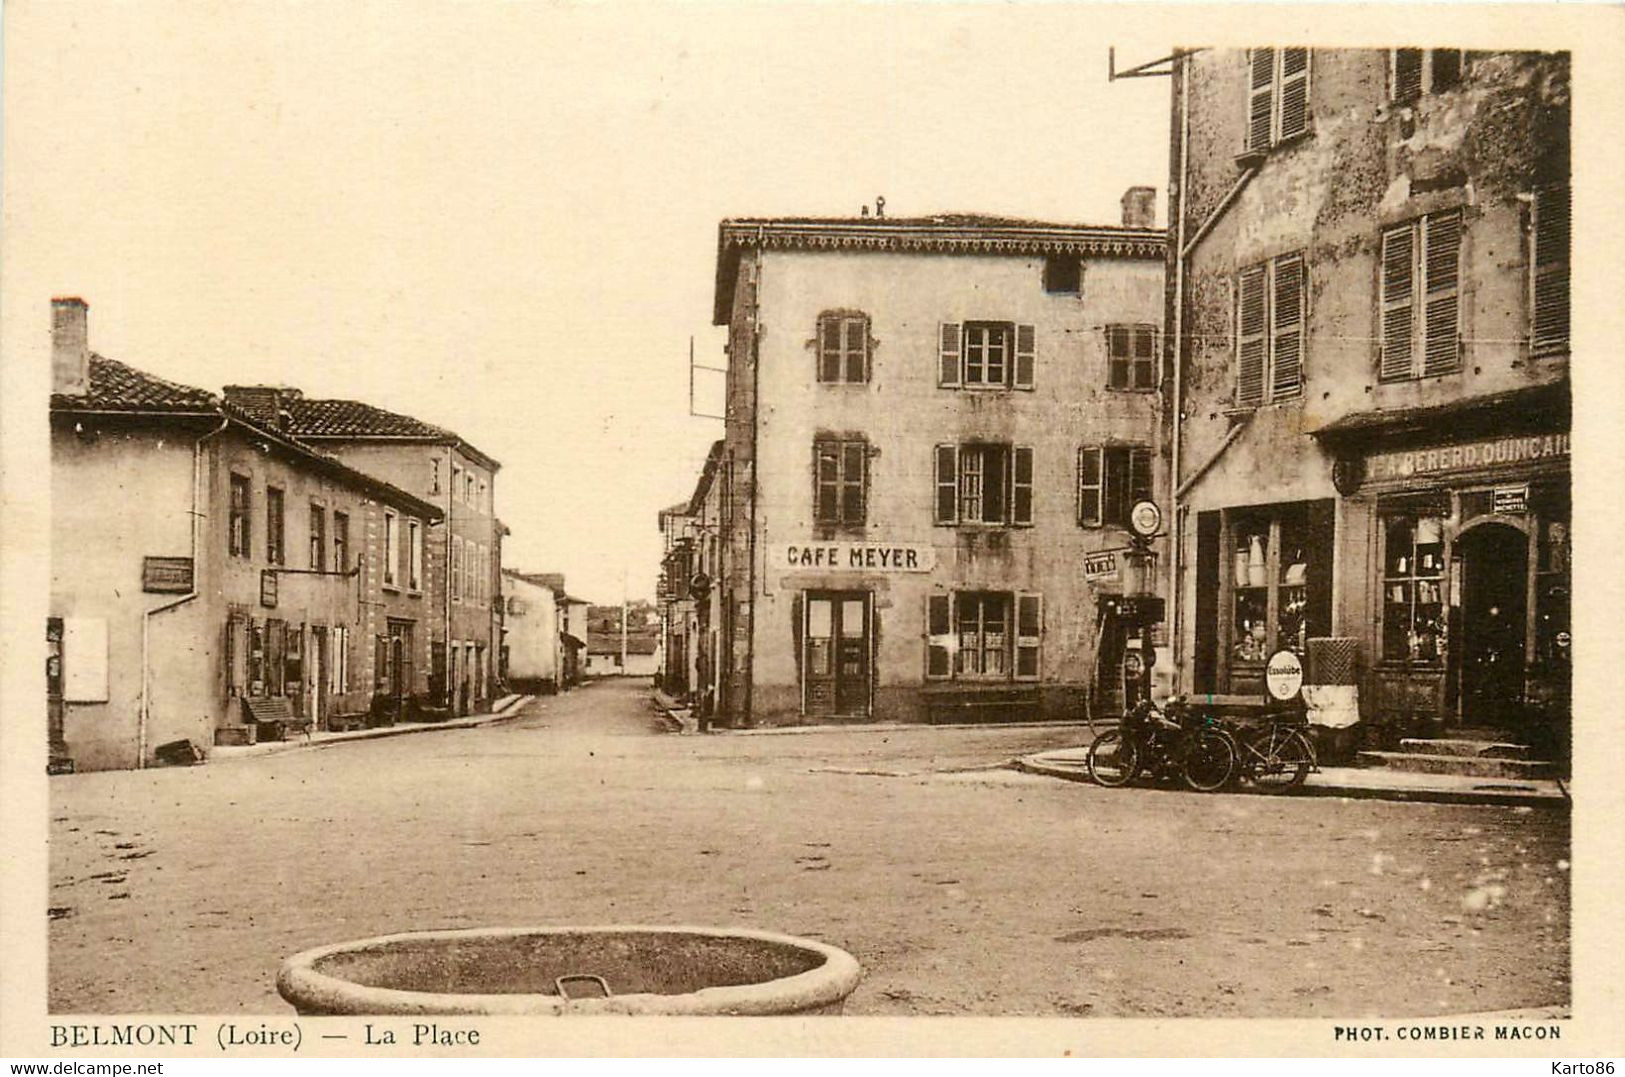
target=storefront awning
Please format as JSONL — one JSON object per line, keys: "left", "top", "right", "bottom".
{"left": 1310, "top": 382, "right": 1569, "bottom": 452}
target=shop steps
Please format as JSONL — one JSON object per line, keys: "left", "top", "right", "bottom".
{"left": 1355, "top": 749, "right": 1556, "bottom": 780}
{"left": 1396, "top": 737, "right": 1532, "bottom": 760}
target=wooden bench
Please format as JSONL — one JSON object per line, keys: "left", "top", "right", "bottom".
{"left": 240, "top": 697, "right": 313, "bottom": 742}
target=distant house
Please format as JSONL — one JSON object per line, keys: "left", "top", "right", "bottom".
{"left": 584, "top": 632, "right": 659, "bottom": 678}
{"left": 502, "top": 569, "right": 564, "bottom": 694}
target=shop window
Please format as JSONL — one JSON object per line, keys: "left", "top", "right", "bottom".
{"left": 1530, "top": 185, "right": 1570, "bottom": 358}
{"left": 1223, "top": 502, "right": 1332, "bottom": 679}
{"left": 935, "top": 443, "right": 1034, "bottom": 527}
{"left": 1390, "top": 49, "right": 1462, "bottom": 104}
{"left": 926, "top": 591, "right": 1043, "bottom": 682}
{"left": 1243, "top": 47, "right": 1311, "bottom": 155}
{"left": 1043, "top": 256, "right": 1082, "bottom": 295}
{"left": 1380, "top": 210, "right": 1462, "bottom": 381}
{"left": 1107, "top": 325, "right": 1158, "bottom": 391}
{"left": 938, "top": 321, "right": 1036, "bottom": 390}
{"left": 814, "top": 438, "right": 868, "bottom": 527}
{"left": 1235, "top": 252, "right": 1305, "bottom": 406}
{"left": 816, "top": 312, "right": 870, "bottom": 384}
{"left": 1078, "top": 445, "right": 1152, "bottom": 528}
{"left": 229, "top": 473, "right": 251, "bottom": 558}
{"left": 1379, "top": 514, "right": 1447, "bottom": 664}
{"left": 266, "top": 486, "right": 285, "bottom": 565}
{"left": 333, "top": 512, "right": 349, "bottom": 572}
{"left": 309, "top": 505, "right": 327, "bottom": 572}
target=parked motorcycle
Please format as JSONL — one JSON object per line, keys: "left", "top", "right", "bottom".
{"left": 1085, "top": 697, "right": 1237, "bottom": 793}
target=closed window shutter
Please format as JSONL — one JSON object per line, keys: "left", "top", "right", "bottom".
{"left": 1422, "top": 210, "right": 1462, "bottom": 375}
{"left": 1247, "top": 48, "right": 1275, "bottom": 152}
{"left": 926, "top": 593, "right": 954, "bottom": 679}
{"left": 1015, "top": 593, "right": 1042, "bottom": 680}
{"left": 1271, "top": 253, "right": 1305, "bottom": 397}
{"left": 1278, "top": 48, "right": 1310, "bottom": 140}
{"left": 818, "top": 316, "right": 842, "bottom": 382}
{"left": 1012, "top": 446, "right": 1034, "bottom": 526}
{"left": 815, "top": 442, "right": 838, "bottom": 522}
{"left": 1532, "top": 185, "right": 1570, "bottom": 357}
{"left": 841, "top": 441, "right": 866, "bottom": 523}
{"left": 938, "top": 323, "right": 961, "bottom": 387}
{"left": 1392, "top": 48, "right": 1423, "bottom": 103}
{"left": 1380, "top": 224, "right": 1415, "bottom": 380}
{"left": 845, "top": 317, "right": 868, "bottom": 382}
{"left": 1236, "top": 265, "right": 1267, "bottom": 406}
{"left": 1014, "top": 324, "right": 1036, "bottom": 389}
{"left": 934, "top": 445, "right": 958, "bottom": 524}
{"left": 1077, "top": 447, "right": 1103, "bottom": 526}
{"left": 1134, "top": 325, "right": 1157, "bottom": 389}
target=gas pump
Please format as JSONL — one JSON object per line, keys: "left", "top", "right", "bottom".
{"left": 1095, "top": 500, "right": 1166, "bottom": 711}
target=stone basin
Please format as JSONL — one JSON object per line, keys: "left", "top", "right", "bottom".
{"left": 276, "top": 926, "right": 862, "bottom": 1016}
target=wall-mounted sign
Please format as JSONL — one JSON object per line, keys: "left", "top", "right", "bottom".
{"left": 771, "top": 542, "right": 936, "bottom": 573}
{"left": 260, "top": 569, "right": 279, "bottom": 609}
{"left": 1493, "top": 485, "right": 1529, "bottom": 515}
{"left": 142, "top": 556, "right": 194, "bottom": 594}
{"left": 1365, "top": 433, "right": 1569, "bottom": 484}
{"left": 1083, "top": 550, "right": 1120, "bottom": 581}
{"left": 1265, "top": 649, "right": 1304, "bottom": 702}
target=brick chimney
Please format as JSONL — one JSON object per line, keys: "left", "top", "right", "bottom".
{"left": 1121, "top": 186, "right": 1157, "bottom": 229}
{"left": 51, "top": 297, "right": 90, "bottom": 397}
{"left": 223, "top": 385, "right": 301, "bottom": 431}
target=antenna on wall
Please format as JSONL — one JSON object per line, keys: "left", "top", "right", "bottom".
{"left": 688, "top": 335, "right": 726, "bottom": 421}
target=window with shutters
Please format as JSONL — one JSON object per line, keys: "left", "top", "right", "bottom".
{"left": 266, "top": 486, "right": 285, "bottom": 565}
{"left": 333, "top": 512, "right": 349, "bottom": 572}
{"left": 938, "top": 321, "right": 1035, "bottom": 390}
{"left": 815, "top": 312, "right": 870, "bottom": 383}
{"left": 1234, "top": 252, "right": 1306, "bottom": 406}
{"left": 813, "top": 437, "right": 868, "bottom": 528}
{"left": 1389, "top": 49, "right": 1463, "bottom": 104}
{"left": 1078, "top": 445, "right": 1153, "bottom": 528}
{"left": 1107, "top": 324, "right": 1158, "bottom": 391}
{"left": 408, "top": 519, "right": 423, "bottom": 591}
{"left": 934, "top": 443, "right": 1033, "bottom": 527}
{"left": 384, "top": 511, "right": 398, "bottom": 587}
{"left": 309, "top": 505, "right": 327, "bottom": 572}
{"left": 924, "top": 591, "right": 1042, "bottom": 681}
{"left": 1243, "top": 47, "right": 1311, "bottom": 155}
{"left": 1380, "top": 210, "right": 1462, "bottom": 380}
{"left": 1530, "top": 185, "right": 1570, "bottom": 358}
{"left": 229, "top": 473, "right": 252, "bottom": 558}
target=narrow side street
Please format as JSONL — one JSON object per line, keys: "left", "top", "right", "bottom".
{"left": 49, "top": 679, "right": 1568, "bottom": 1018}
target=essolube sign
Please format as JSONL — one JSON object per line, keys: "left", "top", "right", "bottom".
{"left": 1265, "top": 649, "right": 1304, "bottom": 702}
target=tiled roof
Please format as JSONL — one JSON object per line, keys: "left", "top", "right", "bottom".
{"left": 52, "top": 354, "right": 217, "bottom": 413}
{"left": 283, "top": 397, "right": 455, "bottom": 440}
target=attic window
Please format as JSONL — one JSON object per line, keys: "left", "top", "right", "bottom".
{"left": 1043, "top": 256, "right": 1082, "bottom": 295}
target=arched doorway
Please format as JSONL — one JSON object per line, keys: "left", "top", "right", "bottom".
{"left": 1456, "top": 521, "right": 1528, "bottom": 725}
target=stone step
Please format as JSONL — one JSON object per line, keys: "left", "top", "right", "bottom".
{"left": 1357, "top": 751, "right": 1555, "bottom": 780}
{"left": 1398, "top": 737, "right": 1531, "bottom": 760}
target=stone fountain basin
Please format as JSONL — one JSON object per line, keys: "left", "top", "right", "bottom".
{"left": 276, "top": 925, "right": 862, "bottom": 1016}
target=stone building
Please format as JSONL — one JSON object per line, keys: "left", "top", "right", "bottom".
{"left": 49, "top": 299, "right": 443, "bottom": 771}
{"left": 502, "top": 569, "right": 563, "bottom": 694}
{"left": 1164, "top": 49, "right": 1569, "bottom": 741}
{"left": 706, "top": 204, "right": 1166, "bottom": 726}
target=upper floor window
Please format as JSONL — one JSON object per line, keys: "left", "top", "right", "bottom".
{"left": 465, "top": 472, "right": 475, "bottom": 507}
{"left": 1043, "top": 256, "right": 1082, "bottom": 295}
{"left": 431, "top": 459, "right": 441, "bottom": 495}
{"left": 408, "top": 519, "right": 423, "bottom": 591}
{"left": 1078, "top": 445, "right": 1152, "bottom": 528}
{"left": 309, "top": 505, "right": 327, "bottom": 571}
{"left": 333, "top": 511, "right": 350, "bottom": 572}
{"left": 1530, "top": 185, "right": 1570, "bottom": 358}
{"left": 1244, "top": 47, "right": 1311, "bottom": 154}
{"left": 266, "top": 486, "right": 285, "bottom": 565}
{"left": 814, "top": 438, "right": 868, "bottom": 527}
{"left": 451, "top": 537, "right": 462, "bottom": 601}
{"left": 383, "top": 512, "right": 399, "bottom": 586}
{"left": 938, "top": 321, "right": 1035, "bottom": 390}
{"left": 1108, "top": 324, "right": 1159, "bottom": 391}
{"left": 1380, "top": 210, "right": 1462, "bottom": 381}
{"left": 935, "top": 443, "right": 1034, "bottom": 527}
{"left": 229, "top": 474, "right": 252, "bottom": 558}
{"left": 1390, "top": 49, "right": 1462, "bottom": 104}
{"left": 816, "top": 312, "right": 870, "bottom": 384}
{"left": 1236, "top": 252, "right": 1306, "bottom": 406}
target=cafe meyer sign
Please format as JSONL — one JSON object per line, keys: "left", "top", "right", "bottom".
{"left": 1366, "top": 433, "right": 1569, "bottom": 483}
{"left": 772, "top": 542, "right": 936, "bottom": 573}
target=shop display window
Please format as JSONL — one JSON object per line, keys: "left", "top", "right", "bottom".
{"left": 1225, "top": 502, "right": 1322, "bottom": 675}
{"left": 1380, "top": 514, "right": 1447, "bottom": 664}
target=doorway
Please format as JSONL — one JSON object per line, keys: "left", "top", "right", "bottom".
{"left": 803, "top": 591, "right": 871, "bottom": 718}
{"left": 309, "top": 625, "right": 327, "bottom": 729}
{"left": 1457, "top": 522, "right": 1528, "bottom": 724}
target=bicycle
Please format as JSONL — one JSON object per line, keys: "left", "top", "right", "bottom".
{"left": 1231, "top": 712, "right": 1318, "bottom": 792}
{"left": 1086, "top": 698, "right": 1238, "bottom": 793}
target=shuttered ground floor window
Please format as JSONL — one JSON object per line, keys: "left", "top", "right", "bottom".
{"left": 926, "top": 591, "right": 1042, "bottom": 681}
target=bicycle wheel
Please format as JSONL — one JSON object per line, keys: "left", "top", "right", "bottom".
{"left": 1086, "top": 730, "right": 1141, "bottom": 787}
{"left": 1182, "top": 729, "right": 1237, "bottom": 792}
{"left": 1244, "top": 727, "right": 1313, "bottom": 791}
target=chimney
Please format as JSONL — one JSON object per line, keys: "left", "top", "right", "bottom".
{"left": 51, "top": 297, "right": 90, "bottom": 397}
{"left": 1121, "top": 186, "right": 1157, "bottom": 229}
{"left": 223, "top": 385, "right": 299, "bottom": 431}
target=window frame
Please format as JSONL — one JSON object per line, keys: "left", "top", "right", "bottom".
{"left": 1529, "top": 184, "right": 1570, "bottom": 359}
{"left": 408, "top": 519, "right": 423, "bottom": 592}
{"left": 813, "top": 437, "right": 869, "bottom": 528}
{"left": 383, "top": 510, "right": 398, "bottom": 588}
{"left": 229, "top": 473, "right": 252, "bottom": 558}
{"left": 333, "top": 511, "right": 349, "bottom": 573}
{"left": 934, "top": 442, "right": 1034, "bottom": 528}
{"left": 265, "top": 486, "right": 285, "bottom": 565}
{"left": 924, "top": 590, "right": 1042, "bottom": 683}
{"left": 1234, "top": 252, "right": 1306, "bottom": 407}
{"left": 1107, "top": 323, "right": 1159, "bottom": 392}
{"left": 309, "top": 504, "right": 327, "bottom": 572}
{"left": 1078, "top": 445, "right": 1153, "bottom": 528}
{"left": 1379, "top": 210, "right": 1463, "bottom": 381}
{"left": 1243, "top": 47, "right": 1312, "bottom": 155}
{"left": 1389, "top": 48, "right": 1463, "bottom": 105}
{"left": 938, "top": 321, "right": 1036, "bottom": 391}
{"left": 815, "top": 311, "right": 871, "bottom": 385}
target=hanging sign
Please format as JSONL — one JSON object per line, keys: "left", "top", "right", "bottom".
{"left": 1265, "top": 649, "right": 1304, "bottom": 702}
{"left": 1493, "top": 485, "right": 1529, "bottom": 515}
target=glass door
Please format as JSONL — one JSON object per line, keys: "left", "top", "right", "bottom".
{"left": 804, "top": 592, "right": 871, "bottom": 718}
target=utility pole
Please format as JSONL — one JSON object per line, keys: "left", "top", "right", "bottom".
{"left": 620, "top": 567, "right": 628, "bottom": 672}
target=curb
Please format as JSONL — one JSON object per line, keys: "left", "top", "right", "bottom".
{"left": 209, "top": 694, "right": 535, "bottom": 764}
{"left": 720, "top": 719, "right": 1096, "bottom": 737}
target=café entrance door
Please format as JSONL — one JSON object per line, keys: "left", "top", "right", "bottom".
{"left": 803, "top": 592, "right": 871, "bottom": 718}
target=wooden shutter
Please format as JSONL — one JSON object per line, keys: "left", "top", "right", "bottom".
{"left": 1422, "top": 211, "right": 1462, "bottom": 375}
{"left": 1077, "top": 447, "right": 1103, "bottom": 526}
{"left": 1012, "top": 446, "right": 1034, "bottom": 526}
{"left": 818, "top": 315, "right": 841, "bottom": 382}
{"left": 934, "top": 445, "right": 958, "bottom": 525}
{"left": 845, "top": 317, "right": 868, "bottom": 382}
{"left": 1271, "top": 253, "right": 1305, "bottom": 397}
{"left": 1246, "top": 48, "right": 1275, "bottom": 152}
{"left": 1193, "top": 512, "right": 1221, "bottom": 694}
{"left": 1531, "top": 185, "right": 1570, "bottom": 357}
{"left": 1392, "top": 48, "right": 1423, "bottom": 104}
{"left": 841, "top": 441, "right": 866, "bottom": 524}
{"left": 1380, "top": 223, "right": 1415, "bottom": 379}
{"left": 1278, "top": 48, "right": 1310, "bottom": 140}
{"left": 1015, "top": 593, "right": 1042, "bottom": 680}
{"left": 1014, "top": 324, "right": 1036, "bottom": 389}
{"left": 815, "top": 442, "right": 838, "bottom": 522}
{"left": 926, "top": 593, "right": 953, "bottom": 679}
{"left": 1236, "top": 264, "right": 1267, "bottom": 406}
{"left": 938, "top": 323, "right": 961, "bottom": 387}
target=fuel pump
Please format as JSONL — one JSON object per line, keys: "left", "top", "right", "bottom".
{"left": 1095, "top": 500, "right": 1166, "bottom": 711}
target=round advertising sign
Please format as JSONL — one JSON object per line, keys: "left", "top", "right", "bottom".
{"left": 1264, "top": 649, "right": 1304, "bottom": 702}
{"left": 1129, "top": 499, "right": 1162, "bottom": 539}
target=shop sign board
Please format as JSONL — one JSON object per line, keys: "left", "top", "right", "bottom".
{"left": 1493, "top": 485, "right": 1529, "bottom": 515}
{"left": 1084, "top": 550, "right": 1121, "bottom": 581}
{"left": 1365, "top": 433, "right": 1569, "bottom": 484}
{"left": 142, "top": 556, "right": 194, "bottom": 594}
{"left": 772, "top": 542, "right": 936, "bottom": 573}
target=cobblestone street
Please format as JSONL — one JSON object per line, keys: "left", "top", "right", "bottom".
{"left": 49, "top": 679, "right": 1569, "bottom": 1017}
